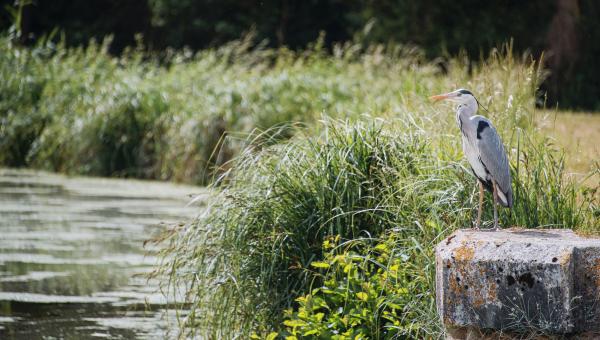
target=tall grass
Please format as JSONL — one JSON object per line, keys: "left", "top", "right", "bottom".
{"left": 1, "top": 34, "right": 543, "bottom": 184}
{"left": 156, "top": 120, "right": 460, "bottom": 337}
{"left": 0, "top": 34, "right": 437, "bottom": 183}
{"left": 156, "top": 117, "right": 596, "bottom": 338}
{"left": 153, "top": 45, "right": 597, "bottom": 337}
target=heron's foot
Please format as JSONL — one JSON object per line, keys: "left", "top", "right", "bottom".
{"left": 493, "top": 224, "right": 500, "bottom": 231}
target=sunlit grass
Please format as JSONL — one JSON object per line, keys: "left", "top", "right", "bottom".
{"left": 155, "top": 118, "right": 596, "bottom": 338}
{"left": 0, "top": 35, "right": 555, "bottom": 186}
{"left": 150, "top": 44, "right": 597, "bottom": 338}
{"left": 537, "top": 110, "right": 599, "bottom": 193}
{"left": 1, "top": 34, "right": 597, "bottom": 337}
{"left": 0, "top": 35, "right": 438, "bottom": 184}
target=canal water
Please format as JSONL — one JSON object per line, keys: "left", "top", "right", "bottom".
{"left": 0, "top": 168, "right": 204, "bottom": 339}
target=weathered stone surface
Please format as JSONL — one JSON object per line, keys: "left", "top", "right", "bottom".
{"left": 435, "top": 228, "right": 600, "bottom": 334}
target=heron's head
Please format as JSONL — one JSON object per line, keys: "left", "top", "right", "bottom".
{"left": 430, "top": 89, "right": 478, "bottom": 111}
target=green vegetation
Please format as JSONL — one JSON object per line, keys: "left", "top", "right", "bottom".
{"left": 280, "top": 233, "right": 438, "bottom": 339}
{"left": 2, "top": 34, "right": 598, "bottom": 337}
{"left": 0, "top": 34, "right": 431, "bottom": 183}
{"left": 150, "top": 44, "right": 597, "bottom": 338}
{"left": 0, "top": 33, "right": 568, "bottom": 185}
{"left": 0, "top": 33, "right": 517, "bottom": 184}
{"left": 155, "top": 116, "right": 596, "bottom": 338}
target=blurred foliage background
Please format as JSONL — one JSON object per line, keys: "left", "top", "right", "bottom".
{"left": 0, "top": 0, "right": 598, "bottom": 110}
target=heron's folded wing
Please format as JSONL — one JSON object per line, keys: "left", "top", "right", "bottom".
{"left": 476, "top": 119, "right": 512, "bottom": 201}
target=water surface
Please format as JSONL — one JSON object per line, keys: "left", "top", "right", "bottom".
{"left": 0, "top": 169, "right": 203, "bottom": 339}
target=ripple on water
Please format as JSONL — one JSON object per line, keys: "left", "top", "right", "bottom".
{"left": 0, "top": 168, "right": 203, "bottom": 339}
{"left": 0, "top": 271, "right": 71, "bottom": 283}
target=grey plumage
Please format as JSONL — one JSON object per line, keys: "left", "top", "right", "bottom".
{"left": 431, "top": 89, "right": 513, "bottom": 230}
{"left": 475, "top": 117, "right": 512, "bottom": 207}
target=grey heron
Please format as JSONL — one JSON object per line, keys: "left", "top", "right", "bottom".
{"left": 430, "top": 89, "right": 513, "bottom": 230}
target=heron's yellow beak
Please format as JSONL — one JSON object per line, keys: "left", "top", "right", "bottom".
{"left": 429, "top": 93, "right": 450, "bottom": 102}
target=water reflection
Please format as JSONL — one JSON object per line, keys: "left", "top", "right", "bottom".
{"left": 0, "top": 169, "right": 202, "bottom": 339}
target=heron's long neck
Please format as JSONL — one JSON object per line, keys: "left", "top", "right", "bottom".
{"left": 455, "top": 104, "right": 477, "bottom": 133}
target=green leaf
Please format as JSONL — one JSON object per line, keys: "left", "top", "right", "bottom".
{"left": 311, "top": 261, "right": 330, "bottom": 269}
{"left": 303, "top": 329, "right": 319, "bottom": 336}
{"left": 374, "top": 243, "right": 388, "bottom": 252}
{"left": 315, "top": 312, "right": 325, "bottom": 322}
{"left": 283, "top": 319, "right": 306, "bottom": 328}
{"left": 356, "top": 292, "right": 368, "bottom": 301}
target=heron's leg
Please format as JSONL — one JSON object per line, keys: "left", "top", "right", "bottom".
{"left": 492, "top": 181, "right": 499, "bottom": 231}
{"left": 475, "top": 181, "right": 484, "bottom": 230}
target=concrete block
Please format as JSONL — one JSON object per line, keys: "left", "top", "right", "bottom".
{"left": 435, "top": 229, "right": 600, "bottom": 335}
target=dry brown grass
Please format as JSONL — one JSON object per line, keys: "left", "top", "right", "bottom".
{"left": 537, "top": 111, "right": 599, "bottom": 189}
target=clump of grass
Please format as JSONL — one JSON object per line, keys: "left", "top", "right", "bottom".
{"left": 156, "top": 119, "right": 471, "bottom": 338}
{"left": 510, "top": 135, "right": 598, "bottom": 230}
{"left": 156, "top": 119, "right": 596, "bottom": 339}
{"left": 0, "top": 36, "right": 50, "bottom": 166}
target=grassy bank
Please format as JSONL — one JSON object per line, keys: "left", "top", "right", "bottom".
{"left": 156, "top": 119, "right": 597, "bottom": 338}
{"left": 145, "top": 44, "right": 598, "bottom": 337}
{"left": 2, "top": 35, "right": 572, "bottom": 185}
{"left": 1, "top": 35, "right": 439, "bottom": 184}
{"left": 2, "top": 35, "right": 597, "bottom": 337}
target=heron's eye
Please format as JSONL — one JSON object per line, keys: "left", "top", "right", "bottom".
{"left": 457, "top": 93, "right": 462, "bottom": 97}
